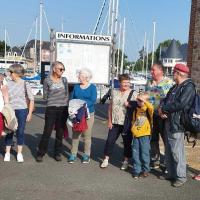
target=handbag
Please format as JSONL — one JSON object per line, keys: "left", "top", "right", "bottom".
{"left": 1, "top": 104, "right": 18, "bottom": 133}
{"left": 122, "top": 90, "right": 137, "bottom": 135}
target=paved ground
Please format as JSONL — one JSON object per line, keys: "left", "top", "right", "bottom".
{"left": 0, "top": 98, "right": 200, "bottom": 200}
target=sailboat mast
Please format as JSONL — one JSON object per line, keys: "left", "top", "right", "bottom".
{"left": 107, "top": 0, "right": 112, "bottom": 35}
{"left": 39, "top": 0, "right": 43, "bottom": 73}
{"left": 142, "top": 32, "right": 146, "bottom": 74}
{"left": 4, "top": 28, "right": 7, "bottom": 67}
{"left": 116, "top": 22, "right": 121, "bottom": 76}
{"left": 146, "top": 40, "right": 149, "bottom": 79}
{"left": 114, "top": 0, "right": 119, "bottom": 34}
{"left": 151, "top": 21, "right": 156, "bottom": 66}
{"left": 34, "top": 17, "right": 38, "bottom": 73}
{"left": 120, "top": 18, "right": 126, "bottom": 74}
{"left": 110, "top": 0, "right": 115, "bottom": 37}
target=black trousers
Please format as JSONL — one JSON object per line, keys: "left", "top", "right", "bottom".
{"left": 38, "top": 106, "right": 68, "bottom": 156}
{"left": 150, "top": 114, "right": 166, "bottom": 160}
{"left": 104, "top": 124, "right": 132, "bottom": 158}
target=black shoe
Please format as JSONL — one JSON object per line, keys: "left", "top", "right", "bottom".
{"left": 54, "top": 154, "right": 62, "bottom": 162}
{"left": 36, "top": 155, "right": 43, "bottom": 162}
{"left": 172, "top": 180, "right": 186, "bottom": 187}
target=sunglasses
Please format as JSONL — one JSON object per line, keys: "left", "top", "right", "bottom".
{"left": 57, "top": 68, "right": 65, "bottom": 72}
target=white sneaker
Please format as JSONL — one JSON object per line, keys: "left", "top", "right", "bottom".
{"left": 4, "top": 152, "right": 10, "bottom": 162}
{"left": 17, "top": 153, "right": 24, "bottom": 163}
{"left": 100, "top": 159, "right": 109, "bottom": 168}
{"left": 121, "top": 161, "right": 129, "bottom": 170}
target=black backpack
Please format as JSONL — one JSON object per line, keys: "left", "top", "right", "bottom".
{"left": 101, "top": 88, "right": 111, "bottom": 104}
{"left": 122, "top": 90, "right": 137, "bottom": 135}
{"left": 182, "top": 82, "right": 200, "bottom": 147}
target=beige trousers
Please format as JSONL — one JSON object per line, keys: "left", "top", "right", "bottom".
{"left": 71, "top": 113, "right": 94, "bottom": 156}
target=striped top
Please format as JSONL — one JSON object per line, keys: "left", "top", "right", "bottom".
{"left": 43, "top": 77, "right": 69, "bottom": 107}
{"left": 7, "top": 79, "right": 34, "bottom": 110}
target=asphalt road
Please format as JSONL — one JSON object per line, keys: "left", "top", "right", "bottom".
{"left": 0, "top": 99, "right": 200, "bottom": 200}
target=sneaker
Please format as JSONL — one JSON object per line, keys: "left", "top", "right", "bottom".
{"left": 4, "top": 152, "right": 10, "bottom": 162}
{"left": 17, "top": 153, "right": 24, "bottom": 163}
{"left": 36, "top": 155, "right": 43, "bottom": 162}
{"left": 132, "top": 174, "right": 141, "bottom": 179}
{"left": 54, "top": 154, "right": 62, "bottom": 162}
{"left": 150, "top": 161, "right": 160, "bottom": 169}
{"left": 100, "top": 159, "right": 109, "bottom": 168}
{"left": 172, "top": 180, "right": 186, "bottom": 187}
{"left": 121, "top": 161, "right": 129, "bottom": 170}
{"left": 82, "top": 154, "right": 90, "bottom": 164}
{"left": 193, "top": 174, "right": 200, "bottom": 181}
{"left": 68, "top": 154, "right": 77, "bottom": 164}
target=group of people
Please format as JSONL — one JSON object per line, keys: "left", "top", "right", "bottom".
{"left": 0, "top": 61, "right": 198, "bottom": 188}
{"left": 100, "top": 62, "right": 196, "bottom": 188}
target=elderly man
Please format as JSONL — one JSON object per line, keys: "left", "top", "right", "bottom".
{"left": 159, "top": 63, "right": 196, "bottom": 187}
{"left": 146, "top": 62, "right": 173, "bottom": 169}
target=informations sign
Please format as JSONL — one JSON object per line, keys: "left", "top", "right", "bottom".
{"left": 56, "top": 32, "right": 112, "bottom": 84}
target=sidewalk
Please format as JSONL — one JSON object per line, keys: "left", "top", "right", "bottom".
{"left": 0, "top": 99, "right": 200, "bottom": 200}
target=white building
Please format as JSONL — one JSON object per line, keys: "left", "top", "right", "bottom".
{"left": 161, "top": 39, "right": 187, "bottom": 75}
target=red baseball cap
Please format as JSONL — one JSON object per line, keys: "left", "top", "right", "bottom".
{"left": 174, "top": 63, "right": 190, "bottom": 74}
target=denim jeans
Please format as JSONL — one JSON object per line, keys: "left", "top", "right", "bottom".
{"left": 132, "top": 136, "right": 150, "bottom": 175}
{"left": 38, "top": 106, "right": 68, "bottom": 156}
{"left": 104, "top": 124, "right": 132, "bottom": 158}
{"left": 5, "top": 109, "right": 28, "bottom": 146}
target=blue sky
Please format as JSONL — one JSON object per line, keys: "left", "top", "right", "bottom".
{"left": 0, "top": 0, "right": 191, "bottom": 61}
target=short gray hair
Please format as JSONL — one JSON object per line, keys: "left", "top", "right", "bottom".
{"left": 9, "top": 64, "right": 25, "bottom": 76}
{"left": 78, "top": 68, "right": 92, "bottom": 81}
{"left": 52, "top": 61, "right": 65, "bottom": 70}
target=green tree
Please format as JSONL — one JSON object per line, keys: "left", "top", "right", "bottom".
{"left": 0, "top": 40, "right": 10, "bottom": 57}
{"left": 134, "top": 39, "right": 182, "bottom": 73}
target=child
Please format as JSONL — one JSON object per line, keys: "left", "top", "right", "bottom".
{"left": 131, "top": 92, "right": 154, "bottom": 178}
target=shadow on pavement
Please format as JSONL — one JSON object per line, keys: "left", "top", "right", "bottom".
{"left": 25, "top": 132, "right": 72, "bottom": 160}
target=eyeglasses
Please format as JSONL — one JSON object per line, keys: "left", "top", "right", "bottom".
{"left": 57, "top": 68, "right": 65, "bottom": 72}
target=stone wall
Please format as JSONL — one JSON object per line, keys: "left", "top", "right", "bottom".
{"left": 188, "top": 0, "right": 200, "bottom": 92}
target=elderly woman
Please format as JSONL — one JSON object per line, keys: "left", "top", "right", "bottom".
{"left": 4, "top": 64, "right": 34, "bottom": 162}
{"left": 101, "top": 74, "right": 137, "bottom": 169}
{"left": 68, "top": 68, "right": 97, "bottom": 164}
{"left": 36, "top": 61, "right": 69, "bottom": 162}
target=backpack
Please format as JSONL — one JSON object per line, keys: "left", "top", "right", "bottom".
{"left": 181, "top": 81, "right": 200, "bottom": 147}
{"left": 122, "top": 90, "right": 137, "bottom": 135}
{"left": 101, "top": 88, "right": 111, "bottom": 104}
